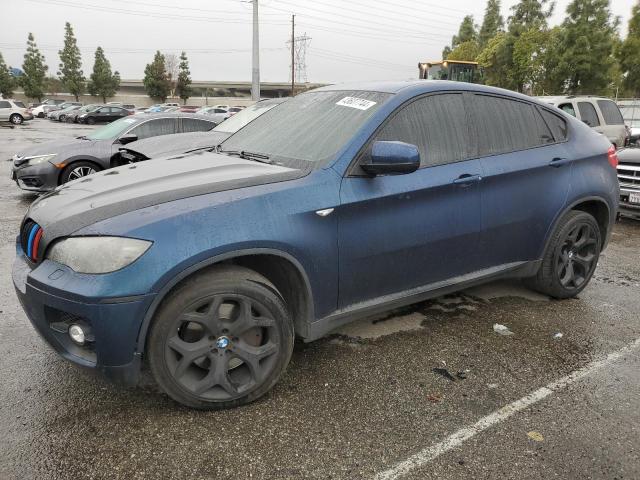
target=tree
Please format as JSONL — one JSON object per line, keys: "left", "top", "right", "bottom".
{"left": 175, "top": 51, "right": 192, "bottom": 104}
{"left": 508, "top": 0, "right": 554, "bottom": 36}
{"left": 21, "top": 33, "right": 48, "bottom": 101}
{"left": 479, "top": 0, "right": 504, "bottom": 47}
{"left": 557, "top": 0, "right": 618, "bottom": 95}
{"left": 477, "top": 32, "right": 511, "bottom": 87}
{"left": 444, "top": 15, "right": 477, "bottom": 59}
{"left": 87, "top": 47, "right": 119, "bottom": 102}
{"left": 512, "top": 27, "right": 552, "bottom": 94}
{"left": 164, "top": 53, "right": 179, "bottom": 98}
{"left": 45, "top": 75, "right": 63, "bottom": 96}
{"left": 143, "top": 51, "right": 171, "bottom": 101}
{"left": 58, "top": 22, "right": 84, "bottom": 101}
{"left": 0, "top": 52, "right": 15, "bottom": 98}
{"left": 447, "top": 41, "right": 480, "bottom": 61}
{"left": 618, "top": 2, "right": 640, "bottom": 96}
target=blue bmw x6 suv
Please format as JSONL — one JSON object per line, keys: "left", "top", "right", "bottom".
{"left": 14, "top": 81, "right": 619, "bottom": 409}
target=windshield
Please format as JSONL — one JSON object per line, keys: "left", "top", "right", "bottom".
{"left": 86, "top": 117, "right": 138, "bottom": 140}
{"left": 221, "top": 90, "right": 390, "bottom": 166}
{"left": 213, "top": 101, "right": 282, "bottom": 134}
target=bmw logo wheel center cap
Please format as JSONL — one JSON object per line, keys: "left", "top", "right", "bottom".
{"left": 216, "top": 336, "right": 231, "bottom": 349}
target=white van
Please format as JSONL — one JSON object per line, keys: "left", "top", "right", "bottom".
{"left": 536, "top": 96, "right": 627, "bottom": 149}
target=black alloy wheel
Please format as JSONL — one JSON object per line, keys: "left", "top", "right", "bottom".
{"left": 148, "top": 266, "right": 294, "bottom": 409}
{"left": 556, "top": 222, "right": 598, "bottom": 289}
{"left": 526, "top": 210, "right": 602, "bottom": 298}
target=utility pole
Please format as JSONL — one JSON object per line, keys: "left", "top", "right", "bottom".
{"left": 251, "top": 0, "right": 260, "bottom": 101}
{"left": 291, "top": 14, "right": 295, "bottom": 97}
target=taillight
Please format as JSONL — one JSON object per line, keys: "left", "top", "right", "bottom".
{"left": 607, "top": 145, "right": 618, "bottom": 168}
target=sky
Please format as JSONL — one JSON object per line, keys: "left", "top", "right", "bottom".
{"left": 2, "top": 0, "right": 637, "bottom": 83}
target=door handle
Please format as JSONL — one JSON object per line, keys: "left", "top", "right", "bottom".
{"left": 548, "top": 157, "right": 572, "bottom": 168}
{"left": 453, "top": 174, "right": 482, "bottom": 186}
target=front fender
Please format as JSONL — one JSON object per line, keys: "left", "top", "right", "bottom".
{"left": 134, "top": 246, "right": 315, "bottom": 354}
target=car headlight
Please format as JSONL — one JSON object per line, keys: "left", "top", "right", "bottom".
{"left": 46, "top": 236, "right": 152, "bottom": 274}
{"left": 23, "top": 154, "right": 58, "bottom": 166}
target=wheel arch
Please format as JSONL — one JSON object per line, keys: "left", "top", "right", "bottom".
{"left": 136, "top": 248, "right": 315, "bottom": 354}
{"left": 57, "top": 157, "right": 103, "bottom": 184}
{"left": 541, "top": 196, "right": 612, "bottom": 259}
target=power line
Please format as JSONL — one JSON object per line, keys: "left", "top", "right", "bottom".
{"left": 261, "top": 2, "right": 453, "bottom": 39}
{"left": 21, "top": 0, "right": 289, "bottom": 25}
{"left": 269, "top": 0, "right": 461, "bottom": 30}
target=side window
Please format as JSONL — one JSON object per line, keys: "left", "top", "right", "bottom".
{"left": 14, "top": 101, "right": 26, "bottom": 108}
{"left": 129, "top": 118, "right": 176, "bottom": 140}
{"left": 182, "top": 118, "right": 215, "bottom": 133}
{"left": 578, "top": 102, "right": 600, "bottom": 127}
{"left": 371, "top": 93, "right": 469, "bottom": 168}
{"left": 597, "top": 100, "right": 624, "bottom": 125}
{"left": 539, "top": 109, "right": 568, "bottom": 142}
{"left": 473, "top": 95, "right": 553, "bottom": 156}
{"left": 559, "top": 103, "right": 576, "bottom": 117}
{"left": 0, "top": 101, "right": 11, "bottom": 108}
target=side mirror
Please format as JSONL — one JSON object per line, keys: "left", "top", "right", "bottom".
{"left": 361, "top": 141, "right": 420, "bottom": 176}
{"left": 118, "top": 133, "right": 138, "bottom": 145}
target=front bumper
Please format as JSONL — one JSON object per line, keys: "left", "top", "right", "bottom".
{"left": 12, "top": 243, "right": 155, "bottom": 385}
{"left": 619, "top": 188, "right": 640, "bottom": 218}
{"left": 11, "top": 160, "right": 60, "bottom": 192}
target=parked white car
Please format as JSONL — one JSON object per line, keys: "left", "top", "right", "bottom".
{"left": 197, "top": 106, "right": 230, "bottom": 124}
{"left": 536, "top": 95, "right": 627, "bottom": 148}
{"left": 0, "top": 99, "right": 33, "bottom": 124}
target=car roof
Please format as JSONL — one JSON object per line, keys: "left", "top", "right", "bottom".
{"left": 311, "top": 80, "right": 546, "bottom": 104}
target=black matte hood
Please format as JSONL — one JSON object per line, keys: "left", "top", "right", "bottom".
{"left": 27, "top": 151, "right": 302, "bottom": 240}
{"left": 122, "top": 131, "right": 231, "bottom": 159}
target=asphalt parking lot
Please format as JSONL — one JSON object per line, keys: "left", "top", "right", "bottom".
{"left": 1, "top": 119, "right": 639, "bottom": 480}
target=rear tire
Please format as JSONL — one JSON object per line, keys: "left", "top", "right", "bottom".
{"left": 526, "top": 210, "right": 601, "bottom": 298}
{"left": 10, "top": 114, "right": 23, "bottom": 125}
{"left": 148, "top": 266, "right": 294, "bottom": 410}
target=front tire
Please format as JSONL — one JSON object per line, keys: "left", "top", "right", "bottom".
{"left": 148, "top": 266, "right": 294, "bottom": 410}
{"left": 527, "top": 210, "right": 601, "bottom": 298}
{"left": 86, "top": 117, "right": 95, "bottom": 125}
{"left": 59, "top": 161, "right": 99, "bottom": 184}
{"left": 10, "top": 114, "right": 23, "bottom": 125}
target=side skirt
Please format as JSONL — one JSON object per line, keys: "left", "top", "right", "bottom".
{"left": 305, "top": 260, "right": 541, "bottom": 342}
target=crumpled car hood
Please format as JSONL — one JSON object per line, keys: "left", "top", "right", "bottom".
{"left": 121, "top": 130, "right": 231, "bottom": 159}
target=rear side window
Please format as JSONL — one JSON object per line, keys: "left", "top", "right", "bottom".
{"left": 559, "top": 103, "right": 576, "bottom": 117}
{"left": 373, "top": 93, "right": 470, "bottom": 167}
{"left": 182, "top": 118, "right": 215, "bottom": 133}
{"left": 14, "top": 101, "right": 26, "bottom": 108}
{"left": 129, "top": 118, "right": 177, "bottom": 140}
{"left": 539, "top": 109, "right": 568, "bottom": 141}
{"left": 597, "top": 100, "right": 624, "bottom": 125}
{"left": 473, "top": 95, "right": 553, "bottom": 156}
{"left": 578, "top": 102, "right": 600, "bottom": 127}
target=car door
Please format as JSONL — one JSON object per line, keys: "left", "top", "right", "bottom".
{"left": 337, "top": 93, "right": 483, "bottom": 308}
{"left": 0, "top": 100, "right": 11, "bottom": 121}
{"left": 469, "top": 93, "right": 573, "bottom": 268}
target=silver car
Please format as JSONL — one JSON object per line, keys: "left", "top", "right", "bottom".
{"left": 0, "top": 99, "right": 33, "bottom": 125}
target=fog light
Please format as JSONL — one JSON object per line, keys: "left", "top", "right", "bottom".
{"left": 69, "top": 324, "right": 86, "bottom": 345}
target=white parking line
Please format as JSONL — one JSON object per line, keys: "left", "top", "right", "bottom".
{"left": 374, "top": 337, "right": 640, "bottom": 480}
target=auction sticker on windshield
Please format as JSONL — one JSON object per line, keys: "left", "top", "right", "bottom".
{"left": 336, "top": 97, "right": 377, "bottom": 110}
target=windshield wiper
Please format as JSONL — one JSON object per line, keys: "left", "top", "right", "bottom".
{"left": 219, "top": 149, "right": 272, "bottom": 164}
{"left": 77, "top": 135, "right": 90, "bottom": 140}
{"left": 183, "top": 145, "right": 216, "bottom": 154}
